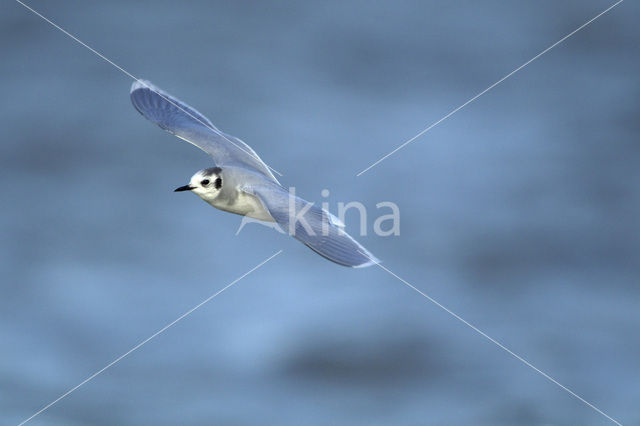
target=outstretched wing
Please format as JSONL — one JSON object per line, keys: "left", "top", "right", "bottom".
{"left": 245, "top": 184, "right": 379, "bottom": 268}
{"left": 130, "top": 80, "right": 278, "bottom": 183}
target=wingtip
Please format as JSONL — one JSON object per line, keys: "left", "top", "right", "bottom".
{"left": 353, "top": 254, "right": 381, "bottom": 268}
{"left": 130, "top": 79, "right": 152, "bottom": 94}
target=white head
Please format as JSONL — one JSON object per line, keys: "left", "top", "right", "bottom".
{"left": 174, "top": 167, "right": 223, "bottom": 202}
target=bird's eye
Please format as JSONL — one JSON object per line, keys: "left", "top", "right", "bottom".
{"left": 201, "top": 179, "right": 210, "bottom": 186}
{"left": 214, "top": 177, "right": 222, "bottom": 189}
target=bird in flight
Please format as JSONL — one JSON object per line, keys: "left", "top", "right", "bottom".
{"left": 130, "top": 80, "right": 378, "bottom": 267}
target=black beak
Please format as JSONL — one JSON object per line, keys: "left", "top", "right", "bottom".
{"left": 174, "top": 185, "right": 193, "bottom": 192}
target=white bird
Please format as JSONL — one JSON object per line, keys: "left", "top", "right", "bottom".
{"left": 130, "top": 80, "right": 379, "bottom": 267}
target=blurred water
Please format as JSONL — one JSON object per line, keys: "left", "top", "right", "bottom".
{"left": 1, "top": 1, "right": 639, "bottom": 424}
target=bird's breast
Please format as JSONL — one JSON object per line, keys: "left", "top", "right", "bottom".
{"left": 209, "top": 190, "right": 274, "bottom": 222}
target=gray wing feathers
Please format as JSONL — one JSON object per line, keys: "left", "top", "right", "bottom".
{"left": 130, "top": 80, "right": 278, "bottom": 183}
{"left": 247, "top": 184, "right": 379, "bottom": 268}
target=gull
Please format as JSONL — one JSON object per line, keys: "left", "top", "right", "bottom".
{"left": 130, "top": 80, "right": 379, "bottom": 267}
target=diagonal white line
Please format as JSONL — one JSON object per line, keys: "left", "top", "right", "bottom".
{"left": 356, "top": 0, "right": 624, "bottom": 176}
{"left": 14, "top": 0, "right": 284, "bottom": 178}
{"left": 18, "top": 250, "right": 283, "bottom": 426}
{"left": 360, "top": 252, "right": 622, "bottom": 425}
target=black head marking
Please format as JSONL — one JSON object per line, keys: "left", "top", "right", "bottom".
{"left": 199, "top": 167, "right": 222, "bottom": 190}
{"left": 202, "top": 166, "right": 222, "bottom": 177}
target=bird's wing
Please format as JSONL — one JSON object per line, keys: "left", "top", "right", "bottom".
{"left": 130, "top": 80, "right": 279, "bottom": 183}
{"left": 243, "top": 183, "right": 379, "bottom": 268}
